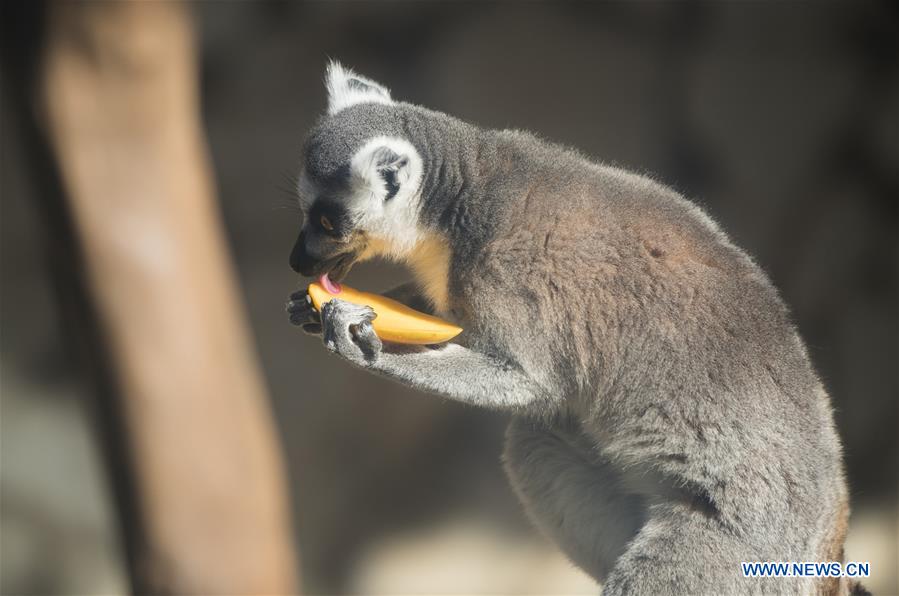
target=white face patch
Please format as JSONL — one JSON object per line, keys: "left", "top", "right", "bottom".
{"left": 346, "top": 136, "right": 425, "bottom": 259}
{"left": 325, "top": 61, "right": 394, "bottom": 115}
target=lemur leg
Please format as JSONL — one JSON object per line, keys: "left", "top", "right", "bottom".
{"left": 318, "top": 298, "right": 549, "bottom": 411}
{"left": 601, "top": 503, "right": 806, "bottom": 596}
{"left": 503, "top": 418, "right": 645, "bottom": 582}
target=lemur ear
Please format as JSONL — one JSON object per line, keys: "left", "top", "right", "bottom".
{"left": 351, "top": 137, "right": 421, "bottom": 203}
{"left": 372, "top": 146, "right": 409, "bottom": 201}
{"left": 325, "top": 61, "right": 393, "bottom": 115}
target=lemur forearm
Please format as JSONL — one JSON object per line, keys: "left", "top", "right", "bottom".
{"left": 370, "top": 343, "right": 548, "bottom": 411}
{"left": 317, "top": 298, "right": 548, "bottom": 411}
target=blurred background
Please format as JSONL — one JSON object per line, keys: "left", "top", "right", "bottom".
{"left": 1, "top": 1, "right": 896, "bottom": 594}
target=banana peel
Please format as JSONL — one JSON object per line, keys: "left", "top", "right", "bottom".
{"left": 307, "top": 276, "right": 462, "bottom": 345}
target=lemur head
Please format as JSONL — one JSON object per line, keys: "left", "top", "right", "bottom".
{"left": 289, "top": 61, "right": 426, "bottom": 281}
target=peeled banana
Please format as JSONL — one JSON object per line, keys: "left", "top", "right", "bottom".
{"left": 307, "top": 276, "right": 463, "bottom": 345}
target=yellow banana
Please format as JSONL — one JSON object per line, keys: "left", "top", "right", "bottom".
{"left": 307, "top": 278, "right": 463, "bottom": 345}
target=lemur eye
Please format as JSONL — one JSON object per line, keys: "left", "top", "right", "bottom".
{"left": 319, "top": 214, "right": 334, "bottom": 232}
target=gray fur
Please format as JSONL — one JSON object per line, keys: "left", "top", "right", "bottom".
{"left": 288, "top": 63, "right": 853, "bottom": 595}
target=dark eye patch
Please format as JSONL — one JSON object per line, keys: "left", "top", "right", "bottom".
{"left": 308, "top": 200, "right": 352, "bottom": 237}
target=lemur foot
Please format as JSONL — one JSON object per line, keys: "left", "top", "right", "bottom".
{"left": 321, "top": 298, "right": 382, "bottom": 364}
{"left": 286, "top": 290, "right": 322, "bottom": 335}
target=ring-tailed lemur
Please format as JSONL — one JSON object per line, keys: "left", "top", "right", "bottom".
{"left": 286, "top": 62, "right": 860, "bottom": 596}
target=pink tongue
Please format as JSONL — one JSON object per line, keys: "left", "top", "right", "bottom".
{"left": 320, "top": 273, "right": 342, "bottom": 295}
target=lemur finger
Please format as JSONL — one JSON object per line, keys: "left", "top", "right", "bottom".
{"left": 286, "top": 291, "right": 321, "bottom": 327}
{"left": 301, "top": 322, "right": 323, "bottom": 336}
{"left": 350, "top": 320, "right": 382, "bottom": 362}
{"left": 285, "top": 297, "right": 312, "bottom": 316}
{"left": 321, "top": 299, "right": 356, "bottom": 354}
{"left": 322, "top": 299, "right": 375, "bottom": 326}
{"left": 287, "top": 307, "right": 313, "bottom": 325}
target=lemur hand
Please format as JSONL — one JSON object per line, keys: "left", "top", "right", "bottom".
{"left": 321, "top": 298, "right": 382, "bottom": 365}
{"left": 286, "top": 290, "right": 322, "bottom": 335}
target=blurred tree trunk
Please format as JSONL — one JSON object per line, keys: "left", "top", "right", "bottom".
{"left": 39, "top": 1, "right": 299, "bottom": 593}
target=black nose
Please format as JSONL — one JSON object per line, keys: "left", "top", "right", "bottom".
{"left": 289, "top": 231, "right": 315, "bottom": 275}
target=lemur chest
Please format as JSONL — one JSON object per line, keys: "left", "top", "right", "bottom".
{"left": 408, "top": 235, "right": 453, "bottom": 316}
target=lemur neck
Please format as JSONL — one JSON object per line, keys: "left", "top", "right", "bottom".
{"left": 406, "top": 233, "right": 453, "bottom": 315}
{"left": 406, "top": 107, "right": 498, "bottom": 266}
